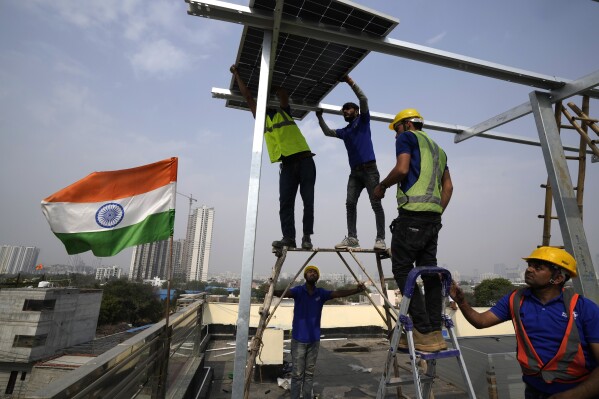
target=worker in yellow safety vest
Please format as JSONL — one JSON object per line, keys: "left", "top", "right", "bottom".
{"left": 230, "top": 65, "right": 316, "bottom": 250}
{"left": 374, "top": 108, "right": 453, "bottom": 352}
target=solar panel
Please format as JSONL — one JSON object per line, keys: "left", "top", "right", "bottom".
{"left": 228, "top": 0, "right": 398, "bottom": 119}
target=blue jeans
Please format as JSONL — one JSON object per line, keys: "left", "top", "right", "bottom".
{"left": 279, "top": 156, "right": 316, "bottom": 240}
{"left": 391, "top": 210, "right": 443, "bottom": 333}
{"left": 291, "top": 339, "right": 319, "bottom": 399}
{"left": 346, "top": 163, "right": 385, "bottom": 240}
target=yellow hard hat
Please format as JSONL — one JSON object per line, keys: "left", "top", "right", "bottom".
{"left": 523, "top": 246, "right": 577, "bottom": 277}
{"left": 304, "top": 265, "right": 320, "bottom": 278}
{"left": 389, "top": 108, "right": 424, "bottom": 130}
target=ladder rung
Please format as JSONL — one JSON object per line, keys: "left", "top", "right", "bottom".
{"left": 419, "top": 348, "right": 461, "bottom": 360}
{"left": 387, "top": 375, "right": 434, "bottom": 387}
{"left": 537, "top": 215, "right": 559, "bottom": 219}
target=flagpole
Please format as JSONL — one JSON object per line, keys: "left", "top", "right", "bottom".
{"left": 158, "top": 234, "right": 174, "bottom": 397}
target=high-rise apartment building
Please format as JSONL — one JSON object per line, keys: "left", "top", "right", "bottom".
{"left": 129, "top": 239, "right": 184, "bottom": 281}
{"left": 0, "top": 245, "right": 40, "bottom": 274}
{"left": 95, "top": 266, "right": 123, "bottom": 281}
{"left": 185, "top": 206, "right": 214, "bottom": 282}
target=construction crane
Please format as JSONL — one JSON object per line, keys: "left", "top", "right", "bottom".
{"left": 177, "top": 192, "right": 198, "bottom": 219}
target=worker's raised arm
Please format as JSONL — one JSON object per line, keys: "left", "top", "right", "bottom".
{"left": 274, "top": 87, "right": 289, "bottom": 109}
{"left": 315, "top": 109, "right": 337, "bottom": 137}
{"left": 230, "top": 65, "right": 256, "bottom": 118}
{"left": 344, "top": 75, "right": 369, "bottom": 115}
{"left": 450, "top": 281, "right": 502, "bottom": 329}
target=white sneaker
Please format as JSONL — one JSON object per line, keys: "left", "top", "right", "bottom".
{"left": 335, "top": 236, "right": 359, "bottom": 249}
{"left": 374, "top": 238, "right": 386, "bottom": 250}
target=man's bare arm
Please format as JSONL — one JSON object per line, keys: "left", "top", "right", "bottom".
{"left": 373, "top": 153, "right": 410, "bottom": 200}
{"left": 450, "top": 281, "right": 503, "bottom": 329}
{"left": 440, "top": 169, "right": 453, "bottom": 211}
{"left": 330, "top": 283, "right": 366, "bottom": 299}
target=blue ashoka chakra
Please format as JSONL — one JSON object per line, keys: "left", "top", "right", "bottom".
{"left": 95, "top": 203, "right": 125, "bottom": 228}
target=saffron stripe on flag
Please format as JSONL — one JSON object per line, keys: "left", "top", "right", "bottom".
{"left": 54, "top": 210, "right": 175, "bottom": 257}
{"left": 41, "top": 183, "right": 175, "bottom": 234}
{"left": 43, "top": 157, "right": 177, "bottom": 203}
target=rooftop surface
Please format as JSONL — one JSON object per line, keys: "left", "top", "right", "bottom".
{"left": 204, "top": 336, "right": 485, "bottom": 398}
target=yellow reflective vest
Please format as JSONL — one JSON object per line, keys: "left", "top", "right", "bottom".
{"left": 397, "top": 130, "right": 447, "bottom": 213}
{"left": 264, "top": 108, "right": 310, "bottom": 163}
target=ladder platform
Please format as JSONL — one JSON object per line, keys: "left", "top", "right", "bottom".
{"left": 273, "top": 246, "right": 390, "bottom": 254}
{"left": 387, "top": 375, "right": 434, "bottom": 387}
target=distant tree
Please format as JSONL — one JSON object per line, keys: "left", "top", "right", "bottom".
{"left": 253, "top": 282, "right": 270, "bottom": 301}
{"left": 184, "top": 280, "right": 207, "bottom": 292}
{"left": 98, "top": 280, "right": 163, "bottom": 326}
{"left": 474, "top": 278, "right": 515, "bottom": 307}
{"left": 209, "top": 287, "right": 230, "bottom": 296}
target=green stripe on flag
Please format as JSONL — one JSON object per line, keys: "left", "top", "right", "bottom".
{"left": 54, "top": 210, "right": 175, "bottom": 257}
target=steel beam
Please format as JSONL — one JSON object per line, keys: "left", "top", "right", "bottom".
{"left": 211, "top": 87, "right": 592, "bottom": 154}
{"left": 231, "top": 31, "right": 273, "bottom": 399}
{"left": 529, "top": 91, "right": 599, "bottom": 303}
{"left": 456, "top": 69, "right": 599, "bottom": 143}
{"left": 187, "top": 0, "right": 599, "bottom": 98}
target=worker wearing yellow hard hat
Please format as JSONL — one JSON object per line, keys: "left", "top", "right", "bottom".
{"left": 273, "top": 265, "right": 366, "bottom": 398}
{"left": 374, "top": 106, "right": 453, "bottom": 352}
{"left": 450, "top": 247, "right": 599, "bottom": 397}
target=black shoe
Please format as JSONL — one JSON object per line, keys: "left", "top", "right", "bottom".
{"left": 301, "top": 235, "right": 313, "bottom": 250}
{"left": 272, "top": 237, "right": 296, "bottom": 248}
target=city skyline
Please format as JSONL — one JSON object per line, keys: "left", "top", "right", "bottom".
{"left": 1, "top": 1, "right": 597, "bottom": 279}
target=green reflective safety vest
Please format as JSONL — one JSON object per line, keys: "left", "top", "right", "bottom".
{"left": 397, "top": 130, "right": 447, "bottom": 213}
{"left": 264, "top": 108, "right": 311, "bottom": 163}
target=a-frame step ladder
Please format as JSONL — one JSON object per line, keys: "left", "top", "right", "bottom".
{"left": 376, "top": 267, "right": 476, "bottom": 399}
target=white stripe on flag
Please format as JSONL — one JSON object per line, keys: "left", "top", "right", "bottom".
{"left": 41, "top": 183, "right": 175, "bottom": 234}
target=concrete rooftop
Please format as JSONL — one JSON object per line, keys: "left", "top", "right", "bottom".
{"left": 205, "top": 337, "right": 471, "bottom": 399}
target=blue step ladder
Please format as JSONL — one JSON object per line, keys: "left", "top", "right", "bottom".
{"left": 376, "top": 267, "right": 476, "bottom": 399}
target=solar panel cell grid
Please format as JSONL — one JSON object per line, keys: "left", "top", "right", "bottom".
{"left": 228, "top": 0, "right": 397, "bottom": 118}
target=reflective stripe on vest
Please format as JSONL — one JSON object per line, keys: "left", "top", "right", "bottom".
{"left": 396, "top": 130, "right": 446, "bottom": 213}
{"left": 509, "top": 288, "right": 590, "bottom": 383}
{"left": 264, "top": 108, "right": 310, "bottom": 163}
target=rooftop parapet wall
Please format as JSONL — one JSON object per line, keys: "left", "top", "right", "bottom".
{"left": 204, "top": 303, "right": 515, "bottom": 336}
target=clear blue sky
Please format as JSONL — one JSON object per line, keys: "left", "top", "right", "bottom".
{"left": 1, "top": 0, "right": 597, "bottom": 278}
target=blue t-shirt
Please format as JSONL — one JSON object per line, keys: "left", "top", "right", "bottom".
{"left": 289, "top": 284, "right": 333, "bottom": 343}
{"left": 335, "top": 112, "right": 376, "bottom": 168}
{"left": 490, "top": 289, "right": 599, "bottom": 394}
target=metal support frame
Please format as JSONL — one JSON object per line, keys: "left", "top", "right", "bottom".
{"left": 456, "top": 69, "right": 599, "bottom": 142}
{"left": 212, "top": 88, "right": 593, "bottom": 155}
{"left": 231, "top": 30, "right": 273, "bottom": 398}
{"left": 530, "top": 91, "right": 599, "bottom": 302}
{"left": 186, "top": 1, "right": 599, "bottom": 396}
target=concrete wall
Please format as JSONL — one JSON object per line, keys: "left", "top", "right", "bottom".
{"left": 204, "top": 302, "right": 516, "bottom": 337}
{"left": 0, "top": 288, "right": 103, "bottom": 363}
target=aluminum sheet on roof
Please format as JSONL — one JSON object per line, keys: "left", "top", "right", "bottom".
{"left": 228, "top": 0, "right": 398, "bottom": 119}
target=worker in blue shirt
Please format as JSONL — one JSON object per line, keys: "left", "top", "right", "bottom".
{"left": 316, "top": 75, "right": 386, "bottom": 251}
{"left": 450, "top": 247, "right": 599, "bottom": 398}
{"left": 275, "top": 265, "right": 366, "bottom": 399}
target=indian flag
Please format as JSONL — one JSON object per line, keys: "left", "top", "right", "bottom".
{"left": 41, "top": 157, "right": 178, "bottom": 257}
